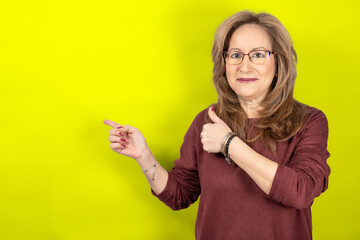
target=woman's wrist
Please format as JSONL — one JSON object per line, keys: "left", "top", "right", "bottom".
{"left": 223, "top": 133, "right": 237, "bottom": 164}
{"left": 135, "top": 148, "right": 155, "bottom": 166}
{"left": 220, "top": 132, "right": 234, "bottom": 154}
{"left": 228, "top": 137, "right": 245, "bottom": 162}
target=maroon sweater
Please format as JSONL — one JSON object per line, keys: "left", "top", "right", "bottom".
{"left": 152, "top": 107, "right": 330, "bottom": 240}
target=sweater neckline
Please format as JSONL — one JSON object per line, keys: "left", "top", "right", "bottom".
{"left": 246, "top": 117, "right": 260, "bottom": 123}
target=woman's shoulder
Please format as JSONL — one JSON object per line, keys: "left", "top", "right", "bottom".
{"left": 304, "top": 106, "right": 328, "bottom": 124}
{"left": 181, "top": 107, "right": 210, "bottom": 138}
{"left": 185, "top": 106, "right": 213, "bottom": 132}
{"left": 297, "top": 105, "right": 329, "bottom": 137}
{"left": 190, "top": 107, "right": 210, "bottom": 127}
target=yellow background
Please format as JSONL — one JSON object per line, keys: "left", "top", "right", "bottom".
{"left": 1, "top": 0, "right": 359, "bottom": 239}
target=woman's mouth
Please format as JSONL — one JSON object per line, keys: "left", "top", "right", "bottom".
{"left": 236, "top": 78, "right": 258, "bottom": 83}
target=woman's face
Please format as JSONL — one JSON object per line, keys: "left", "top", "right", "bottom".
{"left": 225, "top": 23, "right": 276, "bottom": 104}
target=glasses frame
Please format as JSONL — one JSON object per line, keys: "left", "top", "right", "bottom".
{"left": 223, "top": 49, "right": 277, "bottom": 65}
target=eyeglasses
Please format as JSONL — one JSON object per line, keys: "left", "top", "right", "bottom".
{"left": 223, "top": 49, "right": 276, "bottom": 65}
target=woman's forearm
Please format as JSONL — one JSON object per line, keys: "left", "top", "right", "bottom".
{"left": 136, "top": 149, "right": 169, "bottom": 195}
{"left": 228, "top": 137, "right": 278, "bottom": 195}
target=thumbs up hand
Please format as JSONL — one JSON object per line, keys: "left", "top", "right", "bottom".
{"left": 200, "top": 106, "right": 233, "bottom": 153}
{"left": 103, "top": 120, "right": 150, "bottom": 161}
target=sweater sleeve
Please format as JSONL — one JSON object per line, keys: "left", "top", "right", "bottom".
{"left": 268, "top": 108, "right": 331, "bottom": 209}
{"left": 151, "top": 111, "right": 204, "bottom": 210}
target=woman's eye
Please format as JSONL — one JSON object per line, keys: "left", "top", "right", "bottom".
{"left": 252, "top": 52, "right": 265, "bottom": 58}
{"left": 230, "top": 53, "right": 243, "bottom": 59}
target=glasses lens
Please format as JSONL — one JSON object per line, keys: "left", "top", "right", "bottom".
{"left": 249, "top": 50, "right": 268, "bottom": 64}
{"left": 225, "top": 51, "right": 243, "bottom": 65}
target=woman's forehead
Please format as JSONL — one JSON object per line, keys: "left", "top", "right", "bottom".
{"left": 228, "top": 24, "right": 272, "bottom": 51}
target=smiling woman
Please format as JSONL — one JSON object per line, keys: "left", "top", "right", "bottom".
{"left": 104, "top": 10, "right": 330, "bottom": 240}
{"left": 225, "top": 24, "right": 277, "bottom": 110}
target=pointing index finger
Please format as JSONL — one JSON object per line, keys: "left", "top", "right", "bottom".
{"left": 103, "top": 119, "right": 122, "bottom": 129}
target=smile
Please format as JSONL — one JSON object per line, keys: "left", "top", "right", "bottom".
{"left": 236, "top": 78, "right": 258, "bottom": 83}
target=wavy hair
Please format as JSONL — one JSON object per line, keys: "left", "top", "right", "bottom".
{"left": 206, "top": 10, "right": 308, "bottom": 152}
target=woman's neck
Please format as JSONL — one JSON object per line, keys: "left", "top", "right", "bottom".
{"left": 239, "top": 97, "right": 263, "bottom": 118}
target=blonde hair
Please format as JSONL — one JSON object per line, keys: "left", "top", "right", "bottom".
{"left": 207, "top": 10, "right": 308, "bottom": 152}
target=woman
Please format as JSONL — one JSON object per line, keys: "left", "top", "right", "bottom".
{"left": 104, "top": 11, "right": 330, "bottom": 240}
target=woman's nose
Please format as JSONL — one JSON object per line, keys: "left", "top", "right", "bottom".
{"left": 239, "top": 55, "right": 253, "bottom": 73}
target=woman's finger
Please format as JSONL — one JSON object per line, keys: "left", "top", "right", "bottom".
{"left": 103, "top": 119, "right": 123, "bottom": 129}
{"left": 109, "top": 129, "right": 118, "bottom": 135}
{"left": 117, "top": 124, "right": 134, "bottom": 134}
{"left": 108, "top": 135, "right": 125, "bottom": 143}
{"left": 109, "top": 129, "right": 127, "bottom": 137}
{"left": 110, "top": 142, "right": 127, "bottom": 149}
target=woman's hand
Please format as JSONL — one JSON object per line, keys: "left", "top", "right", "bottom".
{"left": 103, "top": 120, "right": 150, "bottom": 162}
{"left": 200, "top": 106, "right": 233, "bottom": 153}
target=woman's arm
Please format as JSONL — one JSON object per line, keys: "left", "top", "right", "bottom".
{"left": 103, "top": 120, "right": 168, "bottom": 195}
{"left": 267, "top": 109, "right": 331, "bottom": 208}
{"left": 201, "top": 106, "right": 330, "bottom": 208}
{"left": 201, "top": 107, "right": 277, "bottom": 195}
{"left": 228, "top": 137, "right": 278, "bottom": 195}
{"left": 135, "top": 149, "right": 169, "bottom": 195}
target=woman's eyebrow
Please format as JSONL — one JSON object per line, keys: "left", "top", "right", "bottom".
{"left": 228, "top": 47, "right": 267, "bottom": 52}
